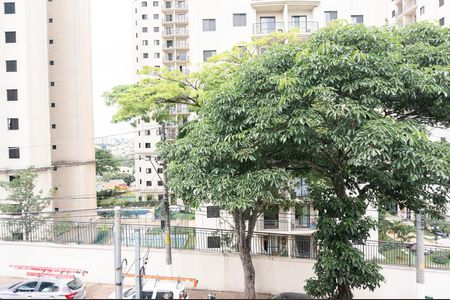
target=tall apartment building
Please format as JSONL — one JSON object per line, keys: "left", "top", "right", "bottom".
{"left": 0, "top": 0, "right": 96, "bottom": 214}
{"left": 389, "top": 0, "right": 449, "bottom": 27}
{"left": 132, "top": 0, "right": 389, "bottom": 200}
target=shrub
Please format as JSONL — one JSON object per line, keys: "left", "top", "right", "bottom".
{"left": 431, "top": 251, "right": 450, "bottom": 265}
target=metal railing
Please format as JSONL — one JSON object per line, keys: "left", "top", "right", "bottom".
{"left": 253, "top": 22, "right": 285, "bottom": 35}
{"left": 1, "top": 219, "right": 449, "bottom": 270}
{"left": 253, "top": 21, "right": 319, "bottom": 35}
{"left": 288, "top": 21, "right": 319, "bottom": 33}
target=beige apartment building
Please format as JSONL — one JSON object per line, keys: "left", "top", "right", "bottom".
{"left": 0, "top": 0, "right": 96, "bottom": 215}
{"left": 389, "top": 0, "right": 449, "bottom": 27}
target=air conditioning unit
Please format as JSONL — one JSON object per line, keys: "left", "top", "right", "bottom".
{"left": 277, "top": 28, "right": 284, "bottom": 32}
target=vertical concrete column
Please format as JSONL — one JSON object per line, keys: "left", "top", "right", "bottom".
{"left": 283, "top": 4, "right": 289, "bottom": 31}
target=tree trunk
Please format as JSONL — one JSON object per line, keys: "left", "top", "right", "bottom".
{"left": 336, "top": 283, "right": 353, "bottom": 300}
{"left": 234, "top": 210, "right": 258, "bottom": 299}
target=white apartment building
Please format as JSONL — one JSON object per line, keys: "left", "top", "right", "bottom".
{"left": 132, "top": 0, "right": 389, "bottom": 200}
{"left": 389, "top": 0, "right": 449, "bottom": 27}
{"left": 0, "top": 0, "right": 96, "bottom": 214}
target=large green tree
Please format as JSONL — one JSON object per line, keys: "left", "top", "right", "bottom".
{"left": 0, "top": 167, "right": 52, "bottom": 241}
{"left": 163, "top": 22, "right": 450, "bottom": 299}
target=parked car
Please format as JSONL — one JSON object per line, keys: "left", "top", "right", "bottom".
{"left": 109, "top": 280, "right": 188, "bottom": 299}
{"left": 0, "top": 277, "right": 86, "bottom": 299}
{"left": 271, "top": 292, "right": 314, "bottom": 299}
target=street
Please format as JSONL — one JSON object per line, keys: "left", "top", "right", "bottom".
{"left": 0, "top": 277, "right": 271, "bottom": 299}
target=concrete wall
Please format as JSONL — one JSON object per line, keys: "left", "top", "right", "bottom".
{"left": 1, "top": 241, "right": 449, "bottom": 299}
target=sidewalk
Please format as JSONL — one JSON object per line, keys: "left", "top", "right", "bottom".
{"left": 0, "top": 277, "right": 271, "bottom": 299}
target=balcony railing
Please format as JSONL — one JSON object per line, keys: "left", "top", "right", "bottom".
{"left": 288, "top": 21, "right": 319, "bottom": 33}
{"left": 163, "top": 55, "right": 189, "bottom": 64}
{"left": 253, "top": 21, "right": 318, "bottom": 35}
{"left": 253, "top": 22, "right": 285, "bottom": 35}
{"left": 162, "top": 17, "right": 189, "bottom": 25}
{"left": 162, "top": 29, "right": 189, "bottom": 37}
{"left": 162, "top": 2, "right": 188, "bottom": 11}
{"left": 162, "top": 42, "right": 189, "bottom": 50}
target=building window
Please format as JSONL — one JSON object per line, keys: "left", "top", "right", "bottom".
{"left": 145, "top": 143, "right": 151, "bottom": 148}
{"left": 440, "top": 0, "right": 445, "bottom": 7}
{"left": 157, "top": 168, "right": 163, "bottom": 173}
{"left": 392, "top": 10, "right": 396, "bottom": 18}
{"left": 142, "top": 1, "right": 148, "bottom": 7}
{"left": 142, "top": 40, "right": 149, "bottom": 46}
{"left": 6, "top": 60, "right": 17, "bottom": 72}
{"left": 154, "top": 53, "right": 160, "bottom": 59}
{"left": 52, "top": 145, "right": 57, "bottom": 150}
{"left": 420, "top": 6, "right": 425, "bottom": 15}
{"left": 351, "top": 15, "right": 364, "bottom": 24}
{"left": 49, "top": 39, "right": 54, "bottom": 44}
{"left": 49, "top": 60, "right": 54, "bottom": 65}
{"left": 153, "top": 14, "right": 159, "bottom": 20}
{"left": 207, "top": 206, "right": 220, "bottom": 218}
{"left": 439, "top": 17, "right": 445, "bottom": 26}
{"left": 7, "top": 118, "right": 19, "bottom": 130}
{"left": 8, "top": 147, "right": 20, "bottom": 159}
{"left": 291, "top": 16, "right": 307, "bottom": 31}
{"left": 4, "top": 2, "right": 15, "bottom": 14}
{"left": 145, "top": 130, "right": 151, "bottom": 135}
{"left": 49, "top": 18, "right": 53, "bottom": 23}
{"left": 142, "top": 14, "right": 148, "bottom": 20}
{"left": 233, "top": 13, "right": 247, "bottom": 27}
{"left": 146, "top": 181, "right": 152, "bottom": 186}
{"left": 146, "top": 168, "right": 152, "bottom": 174}
{"left": 202, "top": 19, "right": 216, "bottom": 31}
{"left": 203, "top": 50, "right": 216, "bottom": 62}
{"left": 154, "top": 27, "right": 159, "bottom": 33}
{"left": 264, "top": 205, "right": 279, "bottom": 229}
{"left": 51, "top": 103, "right": 55, "bottom": 108}
{"left": 154, "top": 39, "right": 160, "bottom": 45}
{"left": 325, "top": 11, "right": 338, "bottom": 24}
{"left": 139, "top": 179, "right": 142, "bottom": 184}
{"left": 5, "top": 31, "right": 16, "bottom": 43}
{"left": 50, "top": 82, "right": 55, "bottom": 86}
{"left": 207, "top": 236, "right": 221, "bottom": 249}
{"left": 153, "top": 1, "right": 159, "bottom": 7}
{"left": 51, "top": 124, "right": 56, "bottom": 129}
{"left": 7, "top": 89, "right": 18, "bottom": 101}
{"left": 142, "top": 27, "right": 148, "bottom": 33}
{"left": 157, "top": 181, "right": 164, "bottom": 186}
{"left": 143, "top": 53, "right": 149, "bottom": 59}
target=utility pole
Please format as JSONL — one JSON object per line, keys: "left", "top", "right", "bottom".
{"left": 114, "top": 206, "right": 123, "bottom": 299}
{"left": 416, "top": 213, "right": 425, "bottom": 299}
{"left": 160, "top": 123, "right": 173, "bottom": 275}
{"left": 134, "top": 229, "right": 142, "bottom": 299}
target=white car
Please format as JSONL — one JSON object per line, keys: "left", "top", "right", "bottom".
{"left": 109, "top": 280, "right": 189, "bottom": 299}
{"left": 0, "top": 277, "right": 86, "bottom": 299}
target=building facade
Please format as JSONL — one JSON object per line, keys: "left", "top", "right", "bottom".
{"left": 0, "top": 0, "right": 96, "bottom": 214}
{"left": 132, "top": 0, "right": 390, "bottom": 200}
{"left": 389, "top": 0, "right": 449, "bottom": 27}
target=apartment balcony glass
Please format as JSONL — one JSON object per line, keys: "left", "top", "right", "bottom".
{"left": 162, "top": 1, "right": 188, "bottom": 11}
{"left": 254, "top": 21, "right": 285, "bottom": 35}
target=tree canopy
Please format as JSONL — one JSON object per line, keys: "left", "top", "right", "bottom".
{"left": 95, "top": 148, "right": 120, "bottom": 176}
{"left": 162, "top": 22, "right": 450, "bottom": 299}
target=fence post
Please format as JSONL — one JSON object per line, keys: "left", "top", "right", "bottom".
{"left": 76, "top": 223, "right": 81, "bottom": 245}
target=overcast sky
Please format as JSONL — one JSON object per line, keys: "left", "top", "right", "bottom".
{"left": 91, "top": 0, "right": 135, "bottom": 139}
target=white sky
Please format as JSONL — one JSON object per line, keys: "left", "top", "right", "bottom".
{"left": 91, "top": 0, "right": 135, "bottom": 139}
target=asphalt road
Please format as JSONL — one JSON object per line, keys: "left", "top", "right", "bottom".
{"left": 0, "top": 277, "right": 271, "bottom": 299}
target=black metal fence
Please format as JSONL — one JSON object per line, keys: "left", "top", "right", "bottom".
{"left": 1, "top": 219, "right": 449, "bottom": 270}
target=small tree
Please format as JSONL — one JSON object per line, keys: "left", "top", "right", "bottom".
{"left": 0, "top": 167, "right": 51, "bottom": 241}
{"left": 95, "top": 148, "right": 120, "bottom": 176}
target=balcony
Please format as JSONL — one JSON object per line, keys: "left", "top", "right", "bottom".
{"left": 162, "top": 17, "right": 189, "bottom": 25}
{"left": 162, "top": 42, "right": 189, "bottom": 51}
{"left": 253, "top": 21, "right": 318, "bottom": 36}
{"left": 163, "top": 55, "right": 189, "bottom": 64}
{"left": 403, "top": 0, "right": 417, "bottom": 15}
{"left": 162, "top": 2, "right": 188, "bottom": 12}
{"left": 251, "top": 0, "right": 321, "bottom": 11}
{"left": 162, "top": 29, "right": 189, "bottom": 38}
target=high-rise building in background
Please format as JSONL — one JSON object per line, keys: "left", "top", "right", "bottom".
{"left": 132, "top": 0, "right": 390, "bottom": 200}
{"left": 389, "top": 0, "right": 449, "bottom": 27}
{"left": 0, "top": 0, "right": 96, "bottom": 215}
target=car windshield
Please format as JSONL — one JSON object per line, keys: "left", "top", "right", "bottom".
{"left": 8, "top": 282, "right": 23, "bottom": 289}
